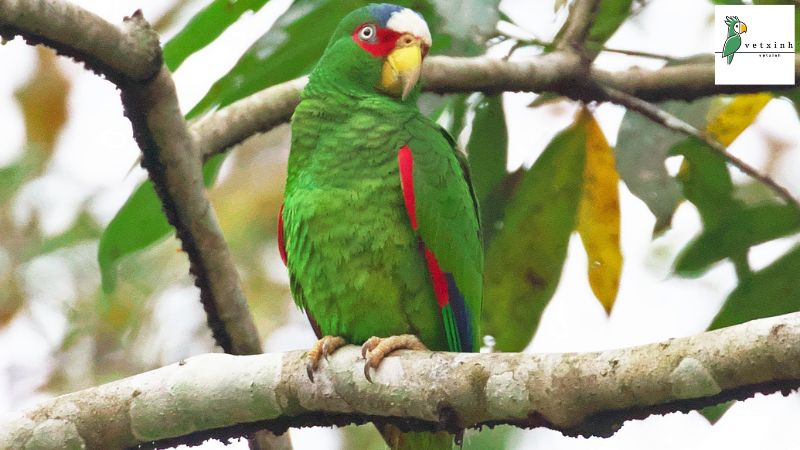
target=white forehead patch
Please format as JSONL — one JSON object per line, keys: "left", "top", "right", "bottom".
{"left": 386, "top": 8, "right": 433, "bottom": 47}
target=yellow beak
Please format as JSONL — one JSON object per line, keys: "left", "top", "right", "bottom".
{"left": 740, "top": 23, "right": 747, "bottom": 33}
{"left": 381, "top": 36, "right": 422, "bottom": 100}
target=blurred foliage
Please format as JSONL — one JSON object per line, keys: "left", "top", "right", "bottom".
{"left": 98, "top": 155, "right": 225, "bottom": 293}
{"left": 0, "top": 47, "right": 72, "bottom": 326}
{"left": 1, "top": 0, "right": 799, "bottom": 447}
{"left": 616, "top": 98, "right": 712, "bottom": 233}
{"left": 14, "top": 47, "right": 69, "bottom": 162}
{"left": 673, "top": 94, "right": 798, "bottom": 280}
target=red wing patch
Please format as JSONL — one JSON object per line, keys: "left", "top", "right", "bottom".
{"left": 278, "top": 203, "right": 287, "bottom": 266}
{"left": 397, "top": 145, "right": 474, "bottom": 352}
{"left": 398, "top": 145, "right": 418, "bottom": 230}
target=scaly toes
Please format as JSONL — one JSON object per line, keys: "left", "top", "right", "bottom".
{"left": 361, "top": 334, "right": 428, "bottom": 382}
{"left": 306, "top": 335, "right": 347, "bottom": 382}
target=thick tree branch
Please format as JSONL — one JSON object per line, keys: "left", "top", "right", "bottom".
{"left": 2, "top": 312, "right": 799, "bottom": 449}
{"left": 0, "top": 0, "right": 161, "bottom": 82}
{"left": 603, "top": 87, "right": 800, "bottom": 210}
{"left": 196, "top": 53, "right": 800, "bottom": 160}
{"left": 120, "top": 67, "right": 262, "bottom": 356}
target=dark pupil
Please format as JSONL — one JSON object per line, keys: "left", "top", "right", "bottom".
{"left": 362, "top": 27, "right": 372, "bottom": 38}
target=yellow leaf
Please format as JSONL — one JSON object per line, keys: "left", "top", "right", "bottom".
{"left": 14, "top": 46, "right": 70, "bottom": 161}
{"left": 577, "top": 108, "right": 622, "bottom": 314}
{"left": 706, "top": 93, "right": 772, "bottom": 146}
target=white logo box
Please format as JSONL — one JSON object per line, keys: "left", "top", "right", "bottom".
{"left": 714, "top": 5, "right": 796, "bottom": 85}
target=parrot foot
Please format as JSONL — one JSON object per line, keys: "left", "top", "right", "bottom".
{"left": 306, "top": 335, "right": 347, "bottom": 382}
{"left": 361, "top": 334, "right": 428, "bottom": 383}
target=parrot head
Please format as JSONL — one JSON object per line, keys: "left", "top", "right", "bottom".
{"left": 725, "top": 16, "right": 747, "bottom": 36}
{"left": 311, "top": 3, "right": 432, "bottom": 101}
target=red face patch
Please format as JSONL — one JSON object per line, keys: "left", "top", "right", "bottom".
{"left": 352, "top": 23, "right": 402, "bottom": 57}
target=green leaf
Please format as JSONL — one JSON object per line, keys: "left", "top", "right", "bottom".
{"left": 675, "top": 203, "right": 800, "bottom": 277}
{"left": 39, "top": 212, "right": 101, "bottom": 255}
{"left": 98, "top": 154, "right": 225, "bottom": 292}
{"left": 0, "top": 156, "right": 36, "bottom": 204}
{"left": 463, "top": 425, "right": 516, "bottom": 450}
{"left": 615, "top": 98, "right": 711, "bottom": 233}
{"left": 467, "top": 95, "right": 508, "bottom": 204}
{"left": 673, "top": 136, "right": 751, "bottom": 277}
{"left": 781, "top": 88, "right": 800, "bottom": 118}
{"left": 673, "top": 137, "right": 736, "bottom": 229}
{"left": 555, "top": 0, "right": 633, "bottom": 54}
{"left": 528, "top": 92, "right": 563, "bottom": 108}
{"left": 710, "top": 245, "right": 800, "bottom": 330}
{"left": 187, "top": 0, "right": 499, "bottom": 118}
{"left": 433, "top": 93, "right": 469, "bottom": 137}
{"left": 483, "top": 112, "right": 588, "bottom": 352}
{"left": 700, "top": 402, "right": 734, "bottom": 424}
{"left": 162, "top": 0, "right": 272, "bottom": 71}
{"left": 587, "top": 0, "right": 634, "bottom": 47}
{"left": 187, "top": 0, "right": 446, "bottom": 118}
{"left": 479, "top": 169, "right": 524, "bottom": 246}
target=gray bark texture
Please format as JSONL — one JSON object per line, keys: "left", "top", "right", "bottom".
{"left": 2, "top": 312, "right": 800, "bottom": 449}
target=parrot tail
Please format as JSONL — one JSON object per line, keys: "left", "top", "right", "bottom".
{"left": 727, "top": 54, "right": 734, "bottom": 64}
{"left": 380, "top": 425, "right": 454, "bottom": 450}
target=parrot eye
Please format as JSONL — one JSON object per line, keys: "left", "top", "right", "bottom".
{"left": 358, "top": 24, "right": 377, "bottom": 42}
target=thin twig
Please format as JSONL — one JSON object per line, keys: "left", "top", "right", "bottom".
{"left": 555, "top": 0, "right": 604, "bottom": 51}
{"left": 509, "top": 35, "right": 682, "bottom": 62}
{"left": 591, "top": 45, "right": 681, "bottom": 62}
{"left": 603, "top": 87, "right": 800, "bottom": 210}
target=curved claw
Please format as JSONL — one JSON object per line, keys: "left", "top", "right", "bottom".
{"left": 306, "top": 361, "right": 316, "bottom": 383}
{"left": 360, "top": 334, "right": 427, "bottom": 383}
{"left": 305, "top": 336, "right": 347, "bottom": 383}
{"left": 364, "top": 361, "right": 374, "bottom": 383}
{"left": 361, "top": 336, "right": 380, "bottom": 359}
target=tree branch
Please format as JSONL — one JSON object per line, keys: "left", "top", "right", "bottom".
{"left": 2, "top": 312, "right": 799, "bottom": 448}
{"left": 602, "top": 87, "right": 800, "bottom": 210}
{"left": 0, "top": 0, "right": 161, "bottom": 83}
{"left": 554, "top": 0, "right": 603, "bottom": 52}
{"left": 192, "top": 77, "right": 307, "bottom": 162}
{"left": 1, "top": 1, "right": 286, "bottom": 448}
{"left": 195, "top": 53, "right": 800, "bottom": 161}
{"left": 1, "top": 0, "right": 263, "bottom": 357}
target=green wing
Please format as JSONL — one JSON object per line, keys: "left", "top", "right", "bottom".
{"left": 404, "top": 118, "right": 483, "bottom": 351}
{"left": 723, "top": 35, "right": 741, "bottom": 58}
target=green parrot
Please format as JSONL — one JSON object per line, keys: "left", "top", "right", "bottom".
{"left": 278, "top": 3, "right": 483, "bottom": 449}
{"left": 722, "top": 15, "right": 747, "bottom": 65}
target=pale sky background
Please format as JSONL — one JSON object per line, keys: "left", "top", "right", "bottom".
{"left": 1, "top": 0, "right": 799, "bottom": 449}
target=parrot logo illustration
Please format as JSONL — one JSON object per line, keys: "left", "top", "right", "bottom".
{"left": 722, "top": 15, "right": 747, "bottom": 64}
